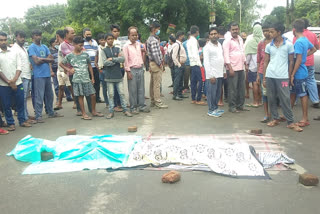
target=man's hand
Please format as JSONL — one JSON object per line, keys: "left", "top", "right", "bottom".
{"left": 223, "top": 73, "right": 227, "bottom": 79}
{"left": 210, "top": 77, "right": 216, "bottom": 84}
{"left": 91, "top": 78, "right": 95, "bottom": 84}
{"left": 107, "top": 58, "right": 113, "bottom": 61}
{"left": 127, "top": 71, "right": 133, "bottom": 80}
{"left": 245, "top": 64, "right": 249, "bottom": 72}
{"left": 51, "top": 72, "right": 55, "bottom": 77}
{"left": 69, "top": 68, "right": 75, "bottom": 74}
{"left": 8, "top": 80, "right": 17, "bottom": 91}
{"left": 229, "top": 68, "right": 235, "bottom": 77}
{"left": 290, "top": 75, "right": 295, "bottom": 86}
{"left": 256, "top": 74, "right": 260, "bottom": 84}
{"left": 263, "top": 77, "right": 266, "bottom": 88}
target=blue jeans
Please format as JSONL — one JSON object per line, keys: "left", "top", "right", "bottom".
{"left": 0, "top": 84, "right": 25, "bottom": 125}
{"left": 206, "top": 78, "right": 222, "bottom": 112}
{"left": 99, "top": 72, "right": 109, "bottom": 106}
{"left": 191, "top": 66, "right": 202, "bottom": 101}
{"left": 33, "top": 77, "right": 54, "bottom": 120}
{"left": 22, "top": 78, "right": 31, "bottom": 120}
{"left": 107, "top": 81, "right": 127, "bottom": 113}
{"left": 306, "top": 66, "right": 319, "bottom": 104}
{"left": 173, "top": 66, "right": 184, "bottom": 97}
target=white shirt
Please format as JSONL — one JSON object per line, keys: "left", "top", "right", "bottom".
{"left": 203, "top": 41, "right": 225, "bottom": 79}
{"left": 246, "top": 54, "right": 257, "bottom": 72}
{"left": 187, "top": 36, "right": 202, "bottom": 66}
{"left": 0, "top": 47, "right": 22, "bottom": 86}
{"left": 11, "top": 43, "right": 31, "bottom": 79}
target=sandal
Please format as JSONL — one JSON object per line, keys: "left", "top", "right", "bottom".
{"left": 92, "top": 112, "right": 104, "bottom": 117}
{"left": 20, "top": 122, "right": 32, "bottom": 127}
{"left": 81, "top": 115, "right": 92, "bottom": 120}
{"left": 245, "top": 104, "right": 258, "bottom": 108}
{"left": 195, "top": 101, "right": 207, "bottom": 105}
{"left": 267, "top": 120, "right": 280, "bottom": 127}
{"left": 297, "top": 121, "right": 310, "bottom": 127}
{"left": 287, "top": 123, "right": 303, "bottom": 132}
{"left": 7, "top": 125, "right": 16, "bottom": 131}
{"left": 106, "top": 113, "right": 114, "bottom": 119}
{"left": 76, "top": 112, "right": 82, "bottom": 116}
{"left": 279, "top": 116, "right": 286, "bottom": 122}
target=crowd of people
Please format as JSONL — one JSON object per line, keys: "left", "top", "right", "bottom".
{"left": 0, "top": 18, "right": 319, "bottom": 135}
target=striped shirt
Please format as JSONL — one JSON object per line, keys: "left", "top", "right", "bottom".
{"left": 84, "top": 39, "right": 98, "bottom": 68}
{"left": 147, "top": 35, "right": 163, "bottom": 66}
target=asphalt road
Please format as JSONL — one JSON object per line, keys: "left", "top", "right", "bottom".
{"left": 1, "top": 69, "right": 320, "bottom": 214}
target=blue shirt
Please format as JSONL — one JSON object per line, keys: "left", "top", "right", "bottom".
{"left": 265, "top": 37, "right": 294, "bottom": 79}
{"left": 28, "top": 43, "right": 51, "bottom": 78}
{"left": 183, "top": 40, "right": 190, "bottom": 66}
{"left": 83, "top": 39, "right": 98, "bottom": 68}
{"left": 294, "top": 37, "right": 314, "bottom": 79}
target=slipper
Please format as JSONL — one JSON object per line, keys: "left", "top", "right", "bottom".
{"left": 287, "top": 123, "right": 303, "bottom": 132}
{"left": 297, "top": 121, "right": 310, "bottom": 127}
{"left": 245, "top": 104, "right": 259, "bottom": 108}
{"left": 76, "top": 112, "right": 82, "bottom": 116}
{"left": 0, "top": 128, "right": 9, "bottom": 135}
{"left": 279, "top": 116, "right": 286, "bottom": 122}
{"left": 20, "top": 122, "right": 32, "bottom": 127}
{"left": 81, "top": 115, "right": 92, "bottom": 120}
{"left": 267, "top": 120, "right": 280, "bottom": 127}
{"left": 7, "top": 125, "right": 15, "bottom": 131}
{"left": 92, "top": 112, "right": 104, "bottom": 117}
{"left": 195, "top": 101, "right": 207, "bottom": 106}
{"left": 54, "top": 106, "right": 63, "bottom": 110}
{"left": 313, "top": 116, "right": 320, "bottom": 121}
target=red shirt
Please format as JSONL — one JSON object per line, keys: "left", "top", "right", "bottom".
{"left": 257, "top": 40, "right": 266, "bottom": 74}
{"left": 293, "top": 29, "right": 318, "bottom": 66}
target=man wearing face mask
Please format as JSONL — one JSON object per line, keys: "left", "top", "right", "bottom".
{"left": 147, "top": 21, "right": 168, "bottom": 109}
{"left": 187, "top": 25, "right": 205, "bottom": 105}
{"left": 83, "top": 28, "right": 102, "bottom": 103}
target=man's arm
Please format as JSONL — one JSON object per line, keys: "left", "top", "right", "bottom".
{"left": 262, "top": 53, "right": 270, "bottom": 88}
{"left": 288, "top": 54, "right": 294, "bottom": 82}
{"left": 88, "top": 63, "right": 95, "bottom": 84}
{"left": 290, "top": 53, "right": 300, "bottom": 85}
{"left": 123, "top": 45, "right": 130, "bottom": 72}
{"left": 307, "top": 46, "right": 317, "bottom": 56}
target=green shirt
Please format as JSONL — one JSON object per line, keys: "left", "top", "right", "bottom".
{"left": 63, "top": 52, "right": 91, "bottom": 83}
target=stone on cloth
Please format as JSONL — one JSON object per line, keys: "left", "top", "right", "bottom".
{"left": 162, "top": 171, "right": 181, "bottom": 183}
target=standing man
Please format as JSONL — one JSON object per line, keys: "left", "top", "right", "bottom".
{"left": 83, "top": 28, "right": 102, "bottom": 103}
{"left": 123, "top": 26, "right": 150, "bottom": 114}
{"left": 171, "top": 31, "right": 187, "bottom": 100}
{"left": 293, "top": 18, "right": 320, "bottom": 108}
{"left": 0, "top": 32, "right": 31, "bottom": 130}
{"left": 28, "top": 29, "right": 62, "bottom": 123}
{"left": 187, "top": 25, "right": 205, "bottom": 105}
{"left": 203, "top": 27, "right": 226, "bottom": 117}
{"left": 263, "top": 22, "right": 302, "bottom": 132}
{"left": 11, "top": 30, "right": 36, "bottom": 124}
{"left": 223, "top": 22, "right": 247, "bottom": 113}
{"left": 182, "top": 31, "right": 191, "bottom": 93}
{"left": 57, "top": 27, "right": 76, "bottom": 110}
{"left": 147, "top": 21, "right": 168, "bottom": 109}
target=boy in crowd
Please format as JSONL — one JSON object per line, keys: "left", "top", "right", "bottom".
{"left": 256, "top": 23, "right": 272, "bottom": 123}
{"left": 290, "top": 19, "right": 317, "bottom": 127}
{"left": 95, "top": 33, "right": 109, "bottom": 108}
{"left": 171, "top": 31, "right": 187, "bottom": 101}
{"left": 263, "top": 22, "right": 302, "bottom": 132}
{"left": 203, "top": 27, "right": 226, "bottom": 117}
{"left": 0, "top": 32, "right": 31, "bottom": 130}
{"left": 187, "top": 25, "right": 205, "bottom": 105}
{"left": 60, "top": 36, "right": 103, "bottom": 120}
{"left": 217, "top": 26, "right": 228, "bottom": 106}
{"left": 123, "top": 27, "right": 150, "bottom": 114}
{"left": 28, "top": 29, "right": 62, "bottom": 123}
{"left": 147, "top": 21, "right": 168, "bottom": 109}
{"left": 103, "top": 33, "right": 132, "bottom": 119}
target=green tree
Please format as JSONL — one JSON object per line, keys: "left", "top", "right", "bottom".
{"left": 0, "top": 17, "right": 28, "bottom": 44}
{"left": 262, "top": 6, "right": 286, "bottom": 26}
{"left": 294, "top": 0, "right": 320, "bottom": 26}
{"left": 24, "top": 4, "right": 67, "bottom": 44}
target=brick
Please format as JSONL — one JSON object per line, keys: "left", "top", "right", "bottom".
{"left": 162, "top": 171, "right": 181, "bottom": 183}
{"left": 128, "top": 126, "right": 138, "bottom": 132}
{"left": 250, "top": 129, "right": 262, "bottom": 135}
{"left": 41, "top": 152, "right": 54, "bottom": 161}
{"left": 66, "top": 128, "right": 77, "bottom": 135}
{"left": 299, "top": 173, "right": 319, "bottom": 186}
